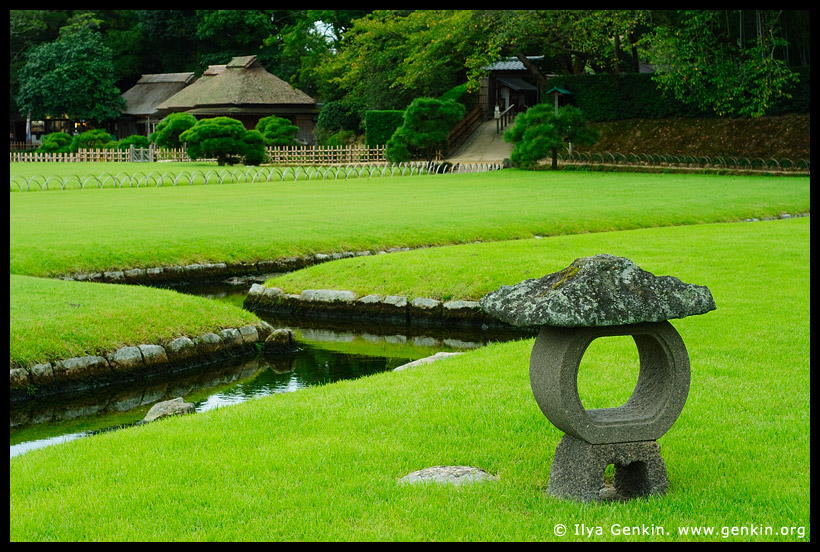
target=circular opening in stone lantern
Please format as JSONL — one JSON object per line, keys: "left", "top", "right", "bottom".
{"left": 577, "top": 335, "right": 641, "bottom": 410}
{"left": 529, "top": 321, "right": 691, "bottom": 445}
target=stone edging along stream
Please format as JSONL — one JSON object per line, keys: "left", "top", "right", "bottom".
{"left": 13, "top": 246, "right": 491, "bottom": 405}
{"left": 243, "top": 284, "right": 509, "bottom": 329}
{"left": 10, "top": 321, "right": 278, "bottom": 405}
{"left": 56, "top": 248, "right": 411, "bottom": 285}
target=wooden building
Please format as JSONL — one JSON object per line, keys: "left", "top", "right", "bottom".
{"left": 155, "top": 55, "right": 319, "bottom": 144}
{"left": 119, "top": 72, "right": 197, "bottom": 139}
{"left": 479, "top": 56, "right": 543, "bottom": 117}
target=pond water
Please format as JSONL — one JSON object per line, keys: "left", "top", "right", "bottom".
{"left": 10, "top": 278, "right": 525, "bottom": 458}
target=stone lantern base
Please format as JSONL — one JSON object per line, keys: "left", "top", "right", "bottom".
{"left": 547, "top": 435, "right": 669, "bottom": 502}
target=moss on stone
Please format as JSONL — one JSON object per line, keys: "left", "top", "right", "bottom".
{"left": 552, "top": 265, "right": 581, "bottom": 290}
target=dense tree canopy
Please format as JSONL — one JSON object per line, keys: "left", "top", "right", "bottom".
{"left": 10, "top": 10, "right": 809, "bottom": 123}
{"left": 15, "top": 26, "right": 125, "bottom": 123}
{"left": 644, "top": 10, "right": 801, "bottom": 117}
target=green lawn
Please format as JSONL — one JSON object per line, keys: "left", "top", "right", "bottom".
{"left": 8, "top": 164, "right": 810, "bottom": 541}
{"left": 10, "top": 166, "right": 810, "bottom": 278}
{"left": 9, "top": 274, "right": 260, "bottom": 368}
{"left": 10, "top": 217, "right": 809, "bottom": 541}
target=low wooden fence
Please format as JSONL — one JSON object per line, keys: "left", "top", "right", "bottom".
{"left": 10, "top": 145, "right": 388, "bottom": 165}
{"left": 266, "top": 145, "right": 387, "bottom": 165}
{"left": 11, "top": 149, "right": 132, "bottom": 163}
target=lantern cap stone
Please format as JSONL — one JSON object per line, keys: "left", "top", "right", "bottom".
{"left": 479, "top": 254, "right": 716, "bottom": 328}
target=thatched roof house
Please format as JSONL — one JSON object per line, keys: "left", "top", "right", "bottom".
{"left": 156, "top": 55, "right": 319, "bottom": 143}
{"left": 119, "top": 72, "right": 197, "bottom": 138}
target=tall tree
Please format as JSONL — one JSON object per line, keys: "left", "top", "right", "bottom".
{"left": 266, "top": 10, "right": 371, "bottom": 99}
{"left": 194, "top": 10, "right": 282, "bottom": 68}
{"left": 134, "top": 10, "right": 201, "bottom": 73}
{"left": 15, "top": 25, "right": 125, "bottom": 124}
{"left": 10, "top": 10, "right": 70, "bottom": 113}
{"left": 315, "top": 10, "right": 483, "bottom": 110}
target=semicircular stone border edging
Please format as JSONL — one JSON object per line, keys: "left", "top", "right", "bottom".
{"left": 10, "top": 321, "right": 277, "bottom": 404}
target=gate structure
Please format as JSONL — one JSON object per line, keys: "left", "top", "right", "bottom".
{"left": 130, "top": 145, "right": 154, "bottom": 163}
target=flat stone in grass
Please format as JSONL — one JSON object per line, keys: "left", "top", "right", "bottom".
{"left": 479, "top": 254, "right": 715, "bottom": 328}
{"left": 398, "top": 465, "right": 498, "bottom": 486}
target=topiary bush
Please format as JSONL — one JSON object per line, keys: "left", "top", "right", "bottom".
{"left": 504, "top": 105, "right": 599, "bottom": 169}
{"left": 36, "top": 132, "right": 73, "bottom": 154}
{"left": 115, "top": 135, "right": 151, "bottom": 150}
{"left": 241, "top": 129, "right": 268, "bottom": 165}
{"left": 255, "top": 115, "right": 299, "bottom": 147}
{"left": 384, "top": 97, "right": 465, "bottom": 163}
{"left": 324, "top": 130, "right": 359, "bottom": 147}
{"left": 70, "top": 129, "right": 115, "bottom": 152}
{"left": 179, "top": 116, "right": 254, "bottom": 166}
{"left": 151, "top": 113, "right": 197, "bottom": 148}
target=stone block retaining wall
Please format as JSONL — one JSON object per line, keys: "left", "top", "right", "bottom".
{"left": 58, "top": 249, "right": 407, "bottom": 286}
{"left": 244, "top": 284, "right": 518, "bottom": 330}
{"left": 10, "top": 322, "right": 275, "bottom": 404}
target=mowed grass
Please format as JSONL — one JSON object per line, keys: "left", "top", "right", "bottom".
{"left": 10, "top": 165, "right": 810, "bottom": 278}
{"left": 8, "top": 164, "right": 811, "bottom": 540}
{"left": 10, "top": 275, "right": 260, "bottom": 368}
{"left": 8, "top": 167, "right": 809, "bottom": 370}
{"left": 9, "top": 216, "right": 810, "bottom": 541}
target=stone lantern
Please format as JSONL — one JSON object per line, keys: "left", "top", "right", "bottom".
{"left": 480, "top": 254, "right": 716, "bottom": 501}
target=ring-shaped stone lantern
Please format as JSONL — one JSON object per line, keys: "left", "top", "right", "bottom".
{"left": 480, "top": 254, "right": 715, "bottom": 502}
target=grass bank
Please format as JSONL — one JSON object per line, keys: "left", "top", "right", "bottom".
{"left": 10, "top": 275, "right": 260, "bottom": 368}
{"left": 265, "top": 216, "right": 808, "bottom": 301}
{"left": 10, "top": 217, "right": 809, "bottom": 541}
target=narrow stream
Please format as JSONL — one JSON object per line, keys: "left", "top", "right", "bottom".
{"left": 11, "top": 277, "right": 524, "bottom": 458}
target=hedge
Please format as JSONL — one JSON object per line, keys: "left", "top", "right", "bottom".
{"left": 365, "top": 110, "right": 405, "bottom": 147}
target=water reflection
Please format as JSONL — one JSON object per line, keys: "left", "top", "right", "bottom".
{"left": 10, "top": 342, "right": 414, "bottom": 458}
{"left": 10, "top": 277, "right": 529, "bottom": 459}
